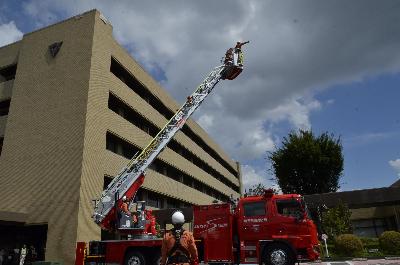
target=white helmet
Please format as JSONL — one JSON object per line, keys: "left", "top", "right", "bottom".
{"left": 171, "top": 211, "right": 185, "bottom": 225}
{"left": 122, "top": 196, "right": 127, "bottom": 202}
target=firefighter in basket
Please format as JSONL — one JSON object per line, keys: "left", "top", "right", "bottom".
{"left": 119, "top": 196, "right": 138, "bottom": 226}
{"left": 161, "top": 211, "right": 198, "bottom": 265}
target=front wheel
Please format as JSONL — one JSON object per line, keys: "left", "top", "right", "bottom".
{"left": 125, "top": 251, "right": 146, "bottom": 265}
{"left": 263, "top": 243, "right": 295, "bottom": 265}
{"left": 150, "top": 252, "right": 161, "bottom": 265}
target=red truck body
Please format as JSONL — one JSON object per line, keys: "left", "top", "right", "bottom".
{"left": 76, "top": 191, "right": 319, "bottom": 265}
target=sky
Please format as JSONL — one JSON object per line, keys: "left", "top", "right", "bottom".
{"left": 1, "top": 0, "right": 399, "bottom": 192}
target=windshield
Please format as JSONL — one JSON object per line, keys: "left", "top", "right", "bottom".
{"left": 276, "top": 199, "right": 305, "bottom": 218}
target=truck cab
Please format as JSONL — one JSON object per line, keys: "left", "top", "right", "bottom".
{"left": 235, "top": 191, "right": 320, "bottom": 264}
{"left": 193, "top": 190, "right": 320, "bottom": 265}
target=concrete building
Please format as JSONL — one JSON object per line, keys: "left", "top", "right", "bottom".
{"left": 305, "top": 181, "right": 400, "bottom": 238}
{"left": 0, "top": 10, "right": 241, "bottom": 264}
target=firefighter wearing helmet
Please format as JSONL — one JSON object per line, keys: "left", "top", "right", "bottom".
{"left": 161, "top": 211, "right": 198, "bottom": 265}
{"left": 120, "top": 196, "right": 130, "bottom": 216}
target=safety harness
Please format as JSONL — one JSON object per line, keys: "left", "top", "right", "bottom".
{"left": 166, "top": 229, "right": 191, "bottom": 264}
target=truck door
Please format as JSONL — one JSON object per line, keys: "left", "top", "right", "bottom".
{"left": 238, "top": 200, "right": 269, "bottom": 263}
{"left": 240, "top": 201, "right": 269, "bottom": 240}
{"left": 271, "top": 198, "right": 306, "bottom": 238}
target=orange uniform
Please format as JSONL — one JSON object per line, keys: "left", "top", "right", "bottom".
{"left": 161, "top": 230, "right": 198, "bottom": 265}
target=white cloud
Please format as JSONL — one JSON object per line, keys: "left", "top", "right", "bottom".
{"left": 326, "top": 99, "right": 335, "bottom": 105}
{"left": 197, "top": 114, "right": 214, "bottom": 132}
{"left": 265, "top": 98, "right": 321, "bottom": 130}
{"left": 389, "top": 159, "right": 400, "bottom": 176}
{"left": 0, "top": 21, "right": 23, "bottom": 47}
{"left": 241, "top": 164, "right": 274, "bottom": 190}
{"left": 19, "top": 0, "right": 400, "bottom": 163}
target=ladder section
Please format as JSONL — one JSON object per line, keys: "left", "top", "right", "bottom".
{"left": 93, "top": 65, "right": 226, "bottom": 224}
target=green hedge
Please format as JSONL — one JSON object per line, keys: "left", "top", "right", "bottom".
{"left": 334, "top": 234, "right": 363, "bottom": 257}
{"left": 320, "top": 233, "right": 400, "bottom": 258}
{"left": 379, "top": 231, "right": 400, "bottom": 255}
{"left": 359, "top": 237, "right": 379, "bottom": 246}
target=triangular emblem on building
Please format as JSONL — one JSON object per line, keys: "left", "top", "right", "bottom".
{"left": 49, "top": 41, "right": 63, "bottom": 57}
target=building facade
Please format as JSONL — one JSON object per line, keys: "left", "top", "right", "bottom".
{"left": 305, "top": 184, "right": 400, "bottom": 238}
{"left": 0, "top": 10, "right": 241, "bottom": 264}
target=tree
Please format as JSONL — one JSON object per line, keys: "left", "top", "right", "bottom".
{"left": 246, "top": 183, "right": 278, "bottom": 196}
{"left": 268, "top": 130, "right": 343, "bottom": 195}
{"left": 322, "top": 201, "right": 352, "bottom": 240}
{"left": 247, "top": 183, "right": 267, "bottom": 196}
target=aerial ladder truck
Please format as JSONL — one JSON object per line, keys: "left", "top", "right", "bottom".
{"left": 92, "top": 42, "right": 248, "bottom": 233}
{"left": 76, "top": 42, "right": 320, "bottom": 265}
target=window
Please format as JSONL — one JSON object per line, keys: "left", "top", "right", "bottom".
{"left": 147, "top": 190, "right": 163, "bottom": 208}
{"left": 166, "top": 199, "right": 180, "bottom": 209}
{"left": 106, "top": 132, "right": 139, "bottom": 159}
{"left": 353, "top": 217, "right": 397, "bottom": 237}
{"left": 0, "top": 100, "right": 11, "bottom": 116}
{"left": 0, "top": 137, "right": 3, "bottom": 156}
{"left": 0, "top": 64, "right": 17, "bottom": 82}
{"left": 134, "top": 189, "right": 144, "bottom": 202}
{"left": 276, "top": 199, "right": 302, "bottom": 217}
{"left": 244, "top": 201, "right": 266, "bottom": 217}
{"left": 103, "top": 175, "right": 113, "bottom": 190}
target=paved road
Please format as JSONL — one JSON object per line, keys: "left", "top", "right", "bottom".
{"left": 301, "top": 259, "right": 400, "bottom": 265}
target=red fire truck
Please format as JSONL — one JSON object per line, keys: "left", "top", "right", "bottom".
{"left": 76, "top": 191, "right": 319, "bottom": 265}
{"left": 75, "top": 43, "right": 320, "bottom": 265}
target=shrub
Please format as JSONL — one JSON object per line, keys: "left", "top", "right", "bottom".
{"left": 334, "top": 234, "right": 363, "bottom": 256}
{"left": 360, "top": 237, "right": 379, "bottom": 249}
{"left": 322, "top": 201, "right": 352, "bottom": 239}
{"left": 379, "top": 231, "right": 400, "bottom": 255}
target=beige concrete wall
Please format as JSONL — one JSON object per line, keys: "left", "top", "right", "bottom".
{"left": 236, "top": 161, "right": 243, "bottom": 194}
{"left": 76, "top": 10, "right": 113, "bottom": 244}
{"left": 0, "top": 10, "right": 97, "bottom": 265}
{"left": 351, "top": 205, "right": 400, "bottom": 220}
{"left": 0, "top": 42, "right": 20, "bottom": 68}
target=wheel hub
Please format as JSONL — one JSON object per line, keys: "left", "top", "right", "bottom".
{"left": 270, "top": 249, "right": 287, "bottom": 265}
{"left": 127, "top": 256, "right": 141, "bottom": 265}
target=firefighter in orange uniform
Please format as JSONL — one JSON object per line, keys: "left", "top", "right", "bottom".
{"left": 161, "top": 211, "right": 198, "bottom": 265}
{"left": 120, "top": 196, "right": 138, "bottom": 225}
{"left": 120, "top": 196, "right": 130, "bottom": 215}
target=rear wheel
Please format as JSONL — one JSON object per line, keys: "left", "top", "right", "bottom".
{"left": 263, "top": 243, "right": 295, "bottom": 265}
{"left": 125, "top": 251, "right": 146, "bottom": 265}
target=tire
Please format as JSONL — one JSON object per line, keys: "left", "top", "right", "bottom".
{"left": 263, "top": 243, "right": 295, "bottom": 265}
{"left": 149, "top": 251, "right": 161, "bottom": 265}
{"left": 125, "top": 251, "right": 146, "bottom": 265}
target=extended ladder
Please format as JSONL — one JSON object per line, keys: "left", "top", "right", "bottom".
{"left": 93, "top": 44, "right": 247, "bottom": 226}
